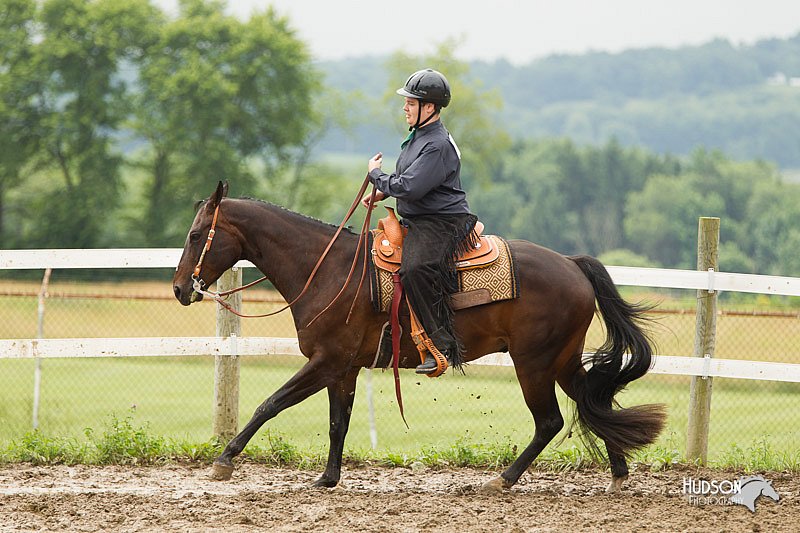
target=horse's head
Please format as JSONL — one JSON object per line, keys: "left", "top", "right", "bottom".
{"left": 731, "top": 475, "right": 781, "bottom": 512}
{"left": 758, "top": 478, "right": 780, "bottom": 502}
{"left": 173, "top": 181, "right": 242, "bottom": 306}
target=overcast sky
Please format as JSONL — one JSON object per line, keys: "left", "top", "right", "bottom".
{"left": 158, "top": 0, "right": 800, "bottom": 64}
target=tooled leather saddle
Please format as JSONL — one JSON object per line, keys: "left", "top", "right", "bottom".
{"left": 371, "top": 207, "right": 500, "bottom": 273}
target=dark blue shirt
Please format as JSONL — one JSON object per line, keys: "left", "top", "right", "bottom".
{"left": 368, "top": 121, "right": 471, "bottom": 218}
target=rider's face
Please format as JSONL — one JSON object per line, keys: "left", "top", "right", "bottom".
{"left": 403, "top": 98, "right": 434, "bottom": 127}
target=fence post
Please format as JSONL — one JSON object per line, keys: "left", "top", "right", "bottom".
{"left": 686, "top": 217, "right": 719, "bottom": 464}
{"left": 33, "top": 267, "right": 52, "bottom": 430}
{"left": 213, "top": 267, "right": 242, "bottom": 441}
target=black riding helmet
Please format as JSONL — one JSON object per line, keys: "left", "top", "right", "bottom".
{"left": 396, "top": 68, "right": 452, "bottom": 108}
{"left": 396, "top": 68, "right": 451, "bottom": 130}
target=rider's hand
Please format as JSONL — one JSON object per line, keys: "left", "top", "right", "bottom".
{"left": 368, "top": 152, "right": 383, "bottom": 172}
{"left": 361, "top": 189, "right": 385, "bottom": 209}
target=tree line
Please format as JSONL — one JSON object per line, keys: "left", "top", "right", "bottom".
{"left": 469, "top": 139, "right": 800, "bottom": 276}
{"left": 2, "top": 0, "right": 799, "bottom": 277}
{"left": 319, "top": 36, "right": 800, "bottom": 168}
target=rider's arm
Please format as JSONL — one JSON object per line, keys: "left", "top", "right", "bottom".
{"left": 369, "top": 144, "right": 446, "bottom": 201}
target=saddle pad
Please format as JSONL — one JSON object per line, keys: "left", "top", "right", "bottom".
{"left": 370, "top": 235, "right": 520, "bottom": 313}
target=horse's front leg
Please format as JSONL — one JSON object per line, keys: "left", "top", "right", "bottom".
{"left": 210, "top": 356, "right": 338, "bottom": 481}
{"left": 314, "top": 367, "right": 360, "bottom": 488}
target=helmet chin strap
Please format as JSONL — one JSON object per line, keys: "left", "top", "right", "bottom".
{"left": 411, "top": 101, "right": 437, "bottom": 130}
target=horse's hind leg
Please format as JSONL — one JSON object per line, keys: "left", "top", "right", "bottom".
{"left": 314, "top": 367, "right": 360, "bottom": 488}
{"left": 210, "top": 357, "right": 335, "bottom": 480}
{"left": 556, "top": 371, "right": 629, "bottom": 493}
{"left": 605, "top": 447, "right": 629, "bottom": 493}
{"left": 482, "top": 370, "right": 563, "bottom": 493}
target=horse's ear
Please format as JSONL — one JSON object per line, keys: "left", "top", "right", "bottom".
{"left": 209, "top": 181, "right": 226, "bottom": 209}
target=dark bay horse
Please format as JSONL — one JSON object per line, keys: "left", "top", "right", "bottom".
{"left": 172, "top": 182, "right": 665, "bottom": 493}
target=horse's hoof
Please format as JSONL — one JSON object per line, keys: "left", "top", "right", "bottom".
{"left": 479, "top": 477, "right": 508, "bottom": 495}
{"left": 312, "top": 476, "right": 338, "bottom": 488}
{"left": 606, "top": 474, "right": 628, "bottom": 493}
{"left": 208, "top": 461, "right": 234, "bottom": 481}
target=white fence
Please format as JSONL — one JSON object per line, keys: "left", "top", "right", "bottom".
{"left": 2, "top": 246, "right": 800, "bottom": 457}
{"left": 2, "top": 248, "right": 800, "bottom": 383}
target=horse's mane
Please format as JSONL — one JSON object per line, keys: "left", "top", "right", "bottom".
{"left": 235, "top": 197, "right": 357, "bottom": 236}
{"left": 194, "top": 195, "right": 358, "bottom": 236}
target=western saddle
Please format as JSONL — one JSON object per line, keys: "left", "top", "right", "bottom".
{"left": 370, "top": 207, "right": 500, "bottom": 378}
{"left": 371, "top": 207, "right": 499, "bottom": 273}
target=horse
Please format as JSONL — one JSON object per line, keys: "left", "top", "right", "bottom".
{"left": 172, "top": 181, "right": 666, "bottom": 493}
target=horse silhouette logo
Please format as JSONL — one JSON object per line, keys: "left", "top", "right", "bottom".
{"left": 729, "top": 475, "right": 780, "bottom": 512}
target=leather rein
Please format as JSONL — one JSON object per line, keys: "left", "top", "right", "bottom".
{"left": 190, "top": 174, "right": 378, "bottom": 324}
{"left": 191, "top": 176, "right": 410, "bottom": 425}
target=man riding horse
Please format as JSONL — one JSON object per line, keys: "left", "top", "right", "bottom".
{"left": 362, "top": 68, "right": 477, "bottom": 375}
{"left": 173, "top": 71, "right": 664, "bottom": 494}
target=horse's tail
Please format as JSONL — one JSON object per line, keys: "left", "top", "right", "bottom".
{"left": 569, "top": 255, "right": 666, "bottom": 457}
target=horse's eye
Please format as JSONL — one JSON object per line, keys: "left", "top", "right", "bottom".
{"left": 189, "top": 231, "right": 202, "bottom": 243}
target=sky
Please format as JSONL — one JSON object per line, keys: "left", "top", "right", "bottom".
{"left": 158, "top": 0, "right": 800, "bottom": 64}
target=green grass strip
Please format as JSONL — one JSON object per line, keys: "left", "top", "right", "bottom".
{"left": 2, "top": 413, "right": 797, "bottom": 473}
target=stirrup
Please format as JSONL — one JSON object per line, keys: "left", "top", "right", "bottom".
{"left": 408, "top": 304, "right": 448, "bottom": 378}
{"left": 416, "top": 337, "right": 448, "bottom": 377}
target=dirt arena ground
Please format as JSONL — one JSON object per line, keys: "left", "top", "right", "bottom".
{"left": 0, "top": 463, "right": 796, "bottom": 532}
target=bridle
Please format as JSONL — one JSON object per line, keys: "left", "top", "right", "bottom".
{"left": 189, "top": 175, "right": 378, "bottom": 322}
{"left": 191, "top": 202, "right": 221, "bottom": 294}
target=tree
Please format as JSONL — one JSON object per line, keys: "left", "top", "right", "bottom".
{"left": 14, "top": 0, "right": 158, "bottom": 248}
{"left": 471, "top": 139, "right": 579, "bottom": 252}
{"left": 0, "top": 0, "right": 40, "bottom": 245}
{"left": 745, "top": 180, "right": 800, "bottom": 276}
{"left": 625, "top": 174, "right": 726, "bottom": 268}
{"left": 469, "top": 137, "right": 685, "bottom": 256}
{"left": 130, "top": 0, "right": 320, "bottom": 245}
{"left": 684, "top": 148, "right": 778, "bottom": 245}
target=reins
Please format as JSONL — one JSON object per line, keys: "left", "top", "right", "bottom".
{"left": 191, "top": 174, "right": 377, "bottom": 322}
{"left": 305, "top": 180, "right": 376, "bottom": 327}
{"left": 192, "top": 177, "right": 409, "bottom": 425}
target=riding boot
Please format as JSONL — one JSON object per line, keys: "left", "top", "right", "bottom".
{"left": 415, "top": 352, "right": 439, "bottom": 374}
{"left": 429, "top": 326, "right": 459, "bottom": 360}
{"left": 414, "top": 327, "right": 455, "bottom": 374}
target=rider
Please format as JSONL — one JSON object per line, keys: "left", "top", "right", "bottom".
{"left": 362, "top": 68, "right": 477, "bottom": 374}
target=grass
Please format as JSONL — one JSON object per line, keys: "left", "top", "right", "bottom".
{"left": 3, "top": 409, "right": 797, "bottom": 473}
{"left": 2, "top": 357, "right": 798, "bottom": 470}
{"left": 1, "top": 279, "right": 799, "bottom": 471}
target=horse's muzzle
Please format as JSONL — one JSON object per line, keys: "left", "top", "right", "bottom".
{"left": 173, "top": 284, "right": 203, "bottom": 306}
